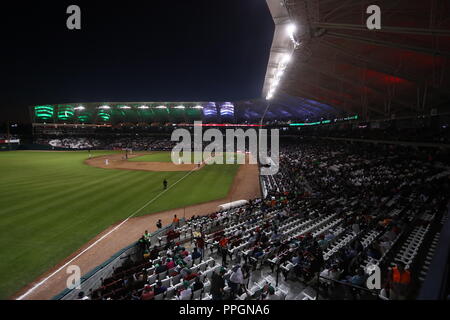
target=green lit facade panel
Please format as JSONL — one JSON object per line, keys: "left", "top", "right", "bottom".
{"left": 57, "top": 105, "right": 75, "bottom": 121}
{"left": 97, "top": 109, "right": 111, "bottom": 122}
{"left": 33, "top": 103, "right": 208, "bottom": 124}
{"left": 169, "top": 109, "right": 186, "bottom": 122}
{"left": 77, "top": 110, "right": 93, "bottom": 123}
{"left": 113, "top": 106, "right": 139, "bottom": 123}
{"left": 136, "top": 109, "right": 155, "bottom": 122}
{"left": 35, "top": 105, "right": 54, "bottom": 121}
{"left": 186, "top": 108, "right": 202, "bottom": 120}
{"left": 154, "top": 108, "right": 170, "bottom": 121}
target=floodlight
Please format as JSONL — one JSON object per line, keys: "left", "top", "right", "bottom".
{"left": 286, "top": 24, "right": 296, "bottom": 36}
{"left": 282, "top": 53, "right": 292, "bottom": 64}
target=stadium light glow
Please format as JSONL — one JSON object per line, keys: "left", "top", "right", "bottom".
{"left": 286, "top": 24, "right": 297, "bottom": 36}
{"left": 138, "top": 105, "right": 149, "bottom": 109}
{"left": 194, "top": 105, "right": 203, "bottom": 109}
{"left": 174, "top": 105, "right": 185, "bottom": 109}
{"left": 156, "top": 106, "right": 167, "bottom": 109}
{"left": 74, "top": 106, "right": 85, "bottom": 111}
{"left": 286, "top": 23, "right": 300, "bottom": 47}
{"left": 281, "top": 53, "right": 291, "bottom": 64}
{"left": 99, "top": 105, "right": 110, "bottom": 109}
{"left": 120, "top": 106, "right": 131, "bottom": 109}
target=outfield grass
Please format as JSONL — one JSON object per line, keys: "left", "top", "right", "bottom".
{"left": 130, "top": 151, "right": 245, "bottom": 163}
{"left": 0, "top": 151, "right": 239, "bottom": 299}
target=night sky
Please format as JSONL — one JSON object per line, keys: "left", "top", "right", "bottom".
{"left": 0, "top": 1, "right": 274, "bottom": 122}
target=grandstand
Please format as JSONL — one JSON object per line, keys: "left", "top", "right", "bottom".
{"left": 1, "top": 0, "right": 450, "bottom": 303}
{"left": 56, "top": 138, "right": 448, "bottom": 301}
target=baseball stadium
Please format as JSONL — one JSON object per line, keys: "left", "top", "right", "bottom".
{"left": 1, "top": 0, "right": 450, "bottom": 303}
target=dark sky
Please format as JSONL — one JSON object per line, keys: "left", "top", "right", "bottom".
{"left": 0, "top": 0, "right": 274, "bottom": 122}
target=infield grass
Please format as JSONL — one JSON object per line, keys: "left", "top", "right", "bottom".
{"left": 0, "top": 150, "right": 239, "bottom": 299}
{"left": 130, "top": 151, "right": 245, "bottom": 163}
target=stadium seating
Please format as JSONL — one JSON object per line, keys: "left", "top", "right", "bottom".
{"left": 81, "top": 139, "right": 449, "bottom": 300}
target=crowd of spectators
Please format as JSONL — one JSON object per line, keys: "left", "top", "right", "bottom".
{"left": 35, "top": 137, "right": 101, "bottom": 149}
{"left": 35, "top": 136, "right": 176, "bottom": 151}
{"left": 76, "top": 138, "right": 449, "bottom": 300}
{"left": 300, "top": 126, "right": 450, "bottom": 144}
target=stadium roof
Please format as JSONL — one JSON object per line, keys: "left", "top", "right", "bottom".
{"left": 263, "top": 0, "right": 450, "bottom": 121}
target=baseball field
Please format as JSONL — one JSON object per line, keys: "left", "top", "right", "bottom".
{"left": 0, "top": 150, "right": 241, "bottom": 299}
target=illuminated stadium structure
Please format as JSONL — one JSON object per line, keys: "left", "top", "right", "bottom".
{"left": 2, "top": 0, "right": 449, "bottom": 305}
{"left": 30, "top": 97, "right": 350, "bottom": 126}
{"left": 32, "top": 103, "right": 211, "bottom": 125}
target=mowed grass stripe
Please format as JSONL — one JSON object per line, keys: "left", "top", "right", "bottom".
{"left": 0, "top": 169, "right": 134, "bottom": 219}
{"left": 0, "top": 151, "right": 239, "bottom": 299}
{"left": 0, "top": 170, "right": 136, "bottom": 231}
{"left": 0, "top": 169, "right": 183, "bottom": 242}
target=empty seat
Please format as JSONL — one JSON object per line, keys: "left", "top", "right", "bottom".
{"left": 192, "top": 289, "right": 202, "bottom": 300}
{"left": 165, "top": 287, "right": 175, "bottom": 300}
{"left": 171, "top": 274, "right": 182, "bottom": 285}
{"left": 147, "top": 274, "right": 157, "bottom": 285}
{"left": 154, "top": 293, "right": 164, "bottom": 300}
{"left": 161, "top": 277, "right": 171, "bottom": 288}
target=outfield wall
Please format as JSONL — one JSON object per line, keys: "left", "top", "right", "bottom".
{"left": 0, "top": 144, "right": 73, "bottom": 151}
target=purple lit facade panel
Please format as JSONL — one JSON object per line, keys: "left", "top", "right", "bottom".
{"left": 203, "top": 102, "right": 217, "bottom": 117}
{"left": 220, "top": 102, "right": 234, "bottom": 117}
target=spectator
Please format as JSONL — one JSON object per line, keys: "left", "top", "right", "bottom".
{"left": 192, "top": 276, "right": 204, "bottom": 292}
{"left": 144, "top": 230, "right": 151, "bottom": 242}
{"left": 390, "top": 262, "right": 411, "bottom": 300}
{"left": 141, "top": 285, "right": 155, "bottom": 300}
{"left": 229, "top": 265, "right": 244, "bottom": 299}
{"left": 154, "top": 281, "right": 167, "bottom": 296}
{"left": 191, "top": 247, "right": 202, "bottom": 261}
{"left": 219, "top": 237, "right": 229, "bottom": 266}
{"left": 172, "top": 214, "right": 180, "bottom": 227}
{"left": 196, "top": 235, "right": 205, "bottom": 258}
{"left": 130, "top": 290, "right": 140, "bottom": 300}
{"left": 211, "top": 268, "right": 226, "bottom": 300}
{"left": 149, "top": 246, "right": 159, "bottom": 260}
{"left": 348, "top": 269, "right": 366, "bottom": 287}
{"left": 178, "top": 281, "right": 192, "bottom": 300}
{"left": 154, "top": 262, "right": 168, "bottom": 275}
{"left": 166, "top": 258, "right": 175, "bottom": 270}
